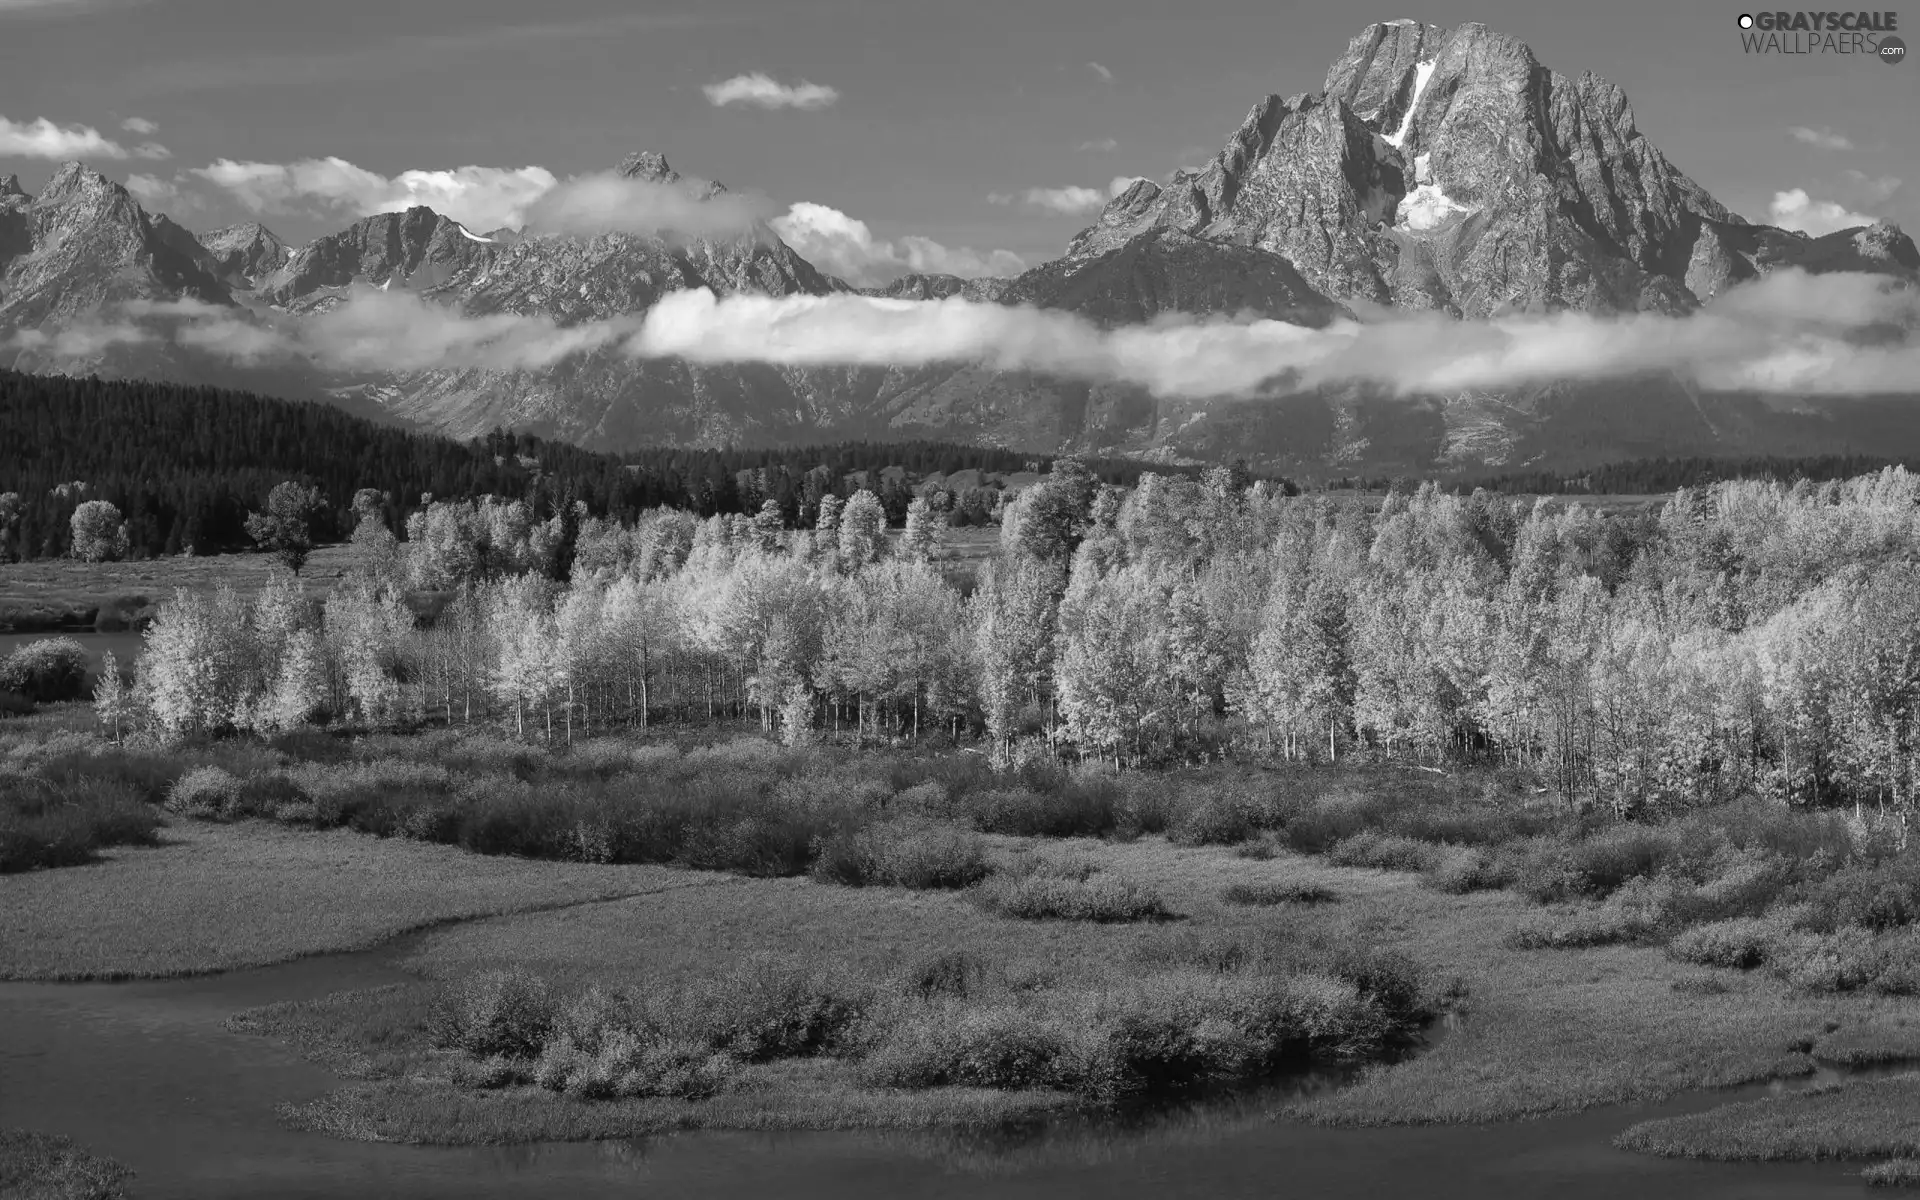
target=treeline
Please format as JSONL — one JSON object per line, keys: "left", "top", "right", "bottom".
{"left": 105, "top": 464, "right": 1920, "bottom": 815}
{"left": 1452, "top": 455, "right": 1906, "bottom": 497}
{"left": 0, "top": 371, "right": 1240, "bottom": 561}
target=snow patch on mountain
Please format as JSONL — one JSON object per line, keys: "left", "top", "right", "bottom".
{"left": 1382, "top": 60, "right": 1435, "bottom": 150}
{"left": 1396, "top": 182, "right": 1477, "bottom": 231}
{"left": 1413, "top": 153, "right": 1432, "bottom": 185}
{"left": 456, "top": 224, "right": 495, "bottom": 244}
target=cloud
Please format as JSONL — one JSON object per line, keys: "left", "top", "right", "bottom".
{"left": 769, "top": 202, "right": 1026, "bottom": 285}
{"left": 119, "top": 116, "right": 159, "bottom": 135}
{"left": 0, "top": 115, "right": 168, "bottom": 160}
{"left": 987, "top": 186, "right": 1109, "bottom": 215}
{"left": 110, "top": 291, "right": 643, "bottom": 373}
{"left": 520, "top": 172, "right": 773, "bottom": 240}
{"left": 1085, "top": 62, "right": 1114, "bottom": 82}
{"left": 187, "top": 157, "right": 560, "bottom": 230}
{"left": 1789, "top": 125, "right": 1854, "bottom": 151}
{"left": 1770, "top": 187, "right": 1877, "bottom": 235}
{"left": 1077, "top": 138, "right": 1119, "bottom": 152}
{"left": 703, "top": 72, "right": 839, "bottom": 110}
{"left": 16, "top": 269, "right": 1918, "bottom": 403}
{"left": 1841, "top": 170, "right": 1904, "bottom": 206}
{"left": 124, "top": 172, "right": 190, "bottom": 211}
{"left": 624, "top": 269, "right": 1920, "bottom": 399}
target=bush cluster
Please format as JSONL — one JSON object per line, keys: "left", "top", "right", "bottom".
{"left": 973, "top": 857, "right": 1172, "bottom": 923}
{"left": 433, "top": 958, "right": 868, "bottom": 1101}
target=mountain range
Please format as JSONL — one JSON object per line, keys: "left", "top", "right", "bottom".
{"left": 2, "top": 21, "right": 1917, "bottom": 475}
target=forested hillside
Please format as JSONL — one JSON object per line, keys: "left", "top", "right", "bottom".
{"left": 0, "top": 371, "right": 1198, "bottom": 561}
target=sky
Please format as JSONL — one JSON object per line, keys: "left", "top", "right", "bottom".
{"left": 2, "top": 0, "right": 1916, "bottom": 280}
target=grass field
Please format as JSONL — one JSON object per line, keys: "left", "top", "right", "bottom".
{"left": 0, "top": 546, "right": 360, "bottom": 632}
{"left": 0, "top": 822, "right": 702, "bottom": 980}
{"left": 188, "top": 831, "right": 1895, "bottom": 1144}
{"left": 7, "top": 726, "right": 1916, "bottom": 1153}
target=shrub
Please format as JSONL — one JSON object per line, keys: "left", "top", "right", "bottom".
{"left": 0, "top": 638, "right": 92, "bottom": 703}
{"left": 1805, "top": 857, "right": 1920, "bottom": 933}
{"left": 1667, "top": 846, "right": 1799, "bottom": 925}
{"left": 809, "top": 818, "right": 990, "bottom": 889}
{"left": 1506, "top": 884, "right": 1666, "bottom": 950}
{"left": 1667, "top": 917, "right": 1782, "bottom": 969}
{"left": 966, "top": 781, "right": 1118, "bottom": 838}
{"left": 1221, "top": 880, "right": 1338, "bottom": 906}
{"left": 679, "top": 958, "right": 869, "bottom": 1062}
{"left": 861, "top": 968, "right": 1412, "bottom": 1103}
{"left": 1168, "top": 795, "right": 1259, "bottom": 846}
{"left": 903, "top": 950, "right": 992, "bottom": 1000}
{"left": 861, "top": 1002, "right": 1083, "bottom": 1093}
{"left": 1565, "top": 823, "right": 1677, "bottom": 897}
{"left": 1326, "top": 831, "right": 1442, "bottom": 873}
{"left": 1425, "top": 847, "right": 1507, "bottom": 894}
{"left": 429, "top": 969, "right": 556, "bottom": 1059}
{"left": 0, "top": 776, "right": 161, "bottom": 872}
{"left": 975, "top": 866, "right": 1172, "bottom": 923}
{"left": 165, "top": 765, "right": 245, "bottom": 819}
{"left": 1766, "top": 928, "right": 1884, "bottom": 992}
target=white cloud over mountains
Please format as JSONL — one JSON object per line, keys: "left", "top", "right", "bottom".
{"left": 770, "top": 202, "right": 1027, "bottom": 284}
{"left": 1769, "top": 187, "right": 1877, "bottom": 235}
{"left": 628, "top": 269, "right": 1920, "bottom": 397}
{"left": 520, "top": 173, "right": 776, "bottom": 239}
{"left": 186, "top": 158, "right": 559, "bottom": 231}
{"left": 702, "top": 73, "right": 839, "bottom": 110}
{"left": 18, "top": 269, "right": 1917, "bottom": 406}
{"left": 0, "top": 115, "right": 168, "bottom": 160}
{"left": 132, "top": 153, "right": 1025, "bottom": 283}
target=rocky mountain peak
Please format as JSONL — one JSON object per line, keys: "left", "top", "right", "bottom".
{"left": 0, "top": 175, "right": 25, "bottom": 200}
{"left": 618, "top": 152, "right": 679, "bottom": 184}
{"left": 1070, "top": 21, "right": 1740, "bottom": 317}
{"left": 1853, "top": 223, "right": 1920, "bottom": 271}
{"left": 199, "top": 221, "right": 291, "bottom": 285}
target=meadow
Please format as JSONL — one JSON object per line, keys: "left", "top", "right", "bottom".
{"left": 5, "top": 710, "right": 1919, "bottom": 1176}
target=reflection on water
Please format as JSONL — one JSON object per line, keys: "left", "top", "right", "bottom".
{"left": 0, "top": 940, "right": 1897, "bottom": 1200}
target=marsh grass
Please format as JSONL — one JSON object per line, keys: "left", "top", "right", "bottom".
{"left": 1614, "top": 1073, "right": 1920, "bottom": 1161}
{"left": 1866, "top": 1158, "right": 1920, "bottom": 1188}
{"left": 0, "top": 1129, "right": 131, "bottom": 1200}
{"left": 1815, "top": 1020, "right": 1920, "bottom": 1067}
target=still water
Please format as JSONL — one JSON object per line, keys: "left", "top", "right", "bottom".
{"left": 0, "top": 937, "right": 1881, "bottom": 1200}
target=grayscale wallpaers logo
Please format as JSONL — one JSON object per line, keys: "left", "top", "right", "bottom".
{"left": 1736, "top": 10, "right": 1905, "bottom": 59}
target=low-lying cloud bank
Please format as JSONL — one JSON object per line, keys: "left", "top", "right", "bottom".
{"left": 7, "top": 269, "right": 1916, "bottom": 398}
{"left": 629, "top": 268, "right": 1920, "bottom": 397}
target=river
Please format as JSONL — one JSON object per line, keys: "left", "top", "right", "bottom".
{"left": 0, "top": 933, "right": 1882, "bottom": 1200}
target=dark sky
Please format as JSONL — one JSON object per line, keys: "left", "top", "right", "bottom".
{"left": 3, "top": 0, "right": 1915, "bottom": 276}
